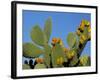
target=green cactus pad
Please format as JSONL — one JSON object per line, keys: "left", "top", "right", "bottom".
{"left": 44, "top": 17, "right": 52, "bottom": 43}
{"left": 44, "top": 45, "right": 52, "bottom": 68}
{"left": 67, "top": 32, "right": 77, "bottom": 48}
{"left": 30, "top": 25, "right": 45, "bottom": 46}
{"left": 23, "top": 43, "right": 43, "bottom": 58}
{"left": 52, "top": 44, "right": 67, "bottom": 67}
{"left": 34, "top": 63, "right": 46, "bottom": 69}
{"left": 23, "top": 64, "right": 30, "bottom": 69}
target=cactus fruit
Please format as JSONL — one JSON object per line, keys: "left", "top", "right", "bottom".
{"left": 51, "top": 38, "right": 58, "bottom": 47}
{"left": 35, "top": 58, "right": 44, "bottom": 64}
{"left": 51, "top": 38, "right": 64, "bottom": 48}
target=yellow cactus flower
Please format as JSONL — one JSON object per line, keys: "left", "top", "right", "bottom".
{"left": 88, "top": 27, "right": 91, "bottom": 32}
{"left": 57, "top": 58, "right": 60, "bottom": 65}
{"left": 71, "top": 50, "right": 75, "bottom": 57}
{"left": 84, "top": 20, "right": 90, "bottom": 27}
{"left": 58, "top": 38, "right": 63, "bottom": 46}
{"left": 67, "top": 53, "right": 72, "bottom": 59}
{"left": 76, "top": 30, "right": 81, "bottom": 36}
{"left": 78, "top": 20, "right": 90, "bottom": 32}
{"left": 81, "top": 35, "right": 87, "bottom": 41}
{"left": 80, "top": 55, "right": 88, "bottom": 65}
{"left": 81, "top": 20, "right": 85, "bottom": 27}
{"left": 79, "top": 20, "right": 90, "bottom": 30}
{"left": 79, "top": 20, "right": 85, "bottom": 30}
{"left": 59, "top": 57, "right": 64, "bottom": 64}
{"left": 63, "top": 48, "right": 69, "bottom": 53}
{"left": 80, "top": 58, "right": 84, "bottom": 65}
{"left": 80, "top": 26, "right": 84, "bottom": 31}
{"left": 56, "top": 57, "right": 63, "bottom": 65}
{"left": 79, "top": 34, "right": 87, "bottom": 44}
{"left": 86, "top": 22, "right": 90, "bottom": 26}
{"left": 79, "top": 38, "right": 84, "bottom": 44}
{"left": 67, "top": 50, "right": 75, "bottom": 60}
{"left": 79, "top": 25, "right": 84, "bottom": 31}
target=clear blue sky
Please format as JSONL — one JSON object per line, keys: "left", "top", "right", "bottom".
{"left": 22, "top": 10, "right": 91, "bottom": 57}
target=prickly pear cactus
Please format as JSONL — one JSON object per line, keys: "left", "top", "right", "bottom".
{"left": 23, "top": 18, "right": 91, "bottom": 69}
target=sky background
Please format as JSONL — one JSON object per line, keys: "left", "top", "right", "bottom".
{"left": 22, "top": 10, "right": 91, "bottom": 63}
